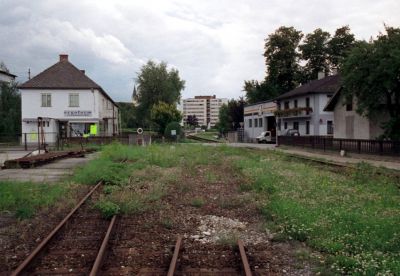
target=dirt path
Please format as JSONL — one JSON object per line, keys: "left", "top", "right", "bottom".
{"left": 102, "top": 162, "right": 315, "bottom": 275}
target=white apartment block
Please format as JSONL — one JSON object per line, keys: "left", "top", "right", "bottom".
{"left": 182, "top": 95, "right": 228, "bottom": 127}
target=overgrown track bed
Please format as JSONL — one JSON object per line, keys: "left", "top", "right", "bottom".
{"left": 10, "top": 182, "right": 116, "bottom": 276}
{"left": 186, "top": 134, "right": 221, "bottom": 143}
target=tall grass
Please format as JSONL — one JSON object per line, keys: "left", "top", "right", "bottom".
{"left": 0, "top": 181, "right": 70, "bottom": 219}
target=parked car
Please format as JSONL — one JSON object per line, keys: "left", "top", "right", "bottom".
{"left": 282, "top": 129, "right": 300, "bottom": 136}
{"left": 256, "top": 131, "right": 274, "bottom": 143}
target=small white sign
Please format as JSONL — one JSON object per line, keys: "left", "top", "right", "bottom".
{"left": 171, "top": 130, "right": 177, "bottom": 136}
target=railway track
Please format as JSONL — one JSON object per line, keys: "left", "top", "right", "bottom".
{"left": 10, "top": 181, "right": 117, "bottom": 276}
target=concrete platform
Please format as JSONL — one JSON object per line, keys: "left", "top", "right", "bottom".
{"left": 0, "top": 153, "right": 97, "bottom": 183}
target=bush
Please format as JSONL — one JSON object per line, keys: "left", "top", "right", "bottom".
{"left": 95, "top": 200, "right": 120, "bottom": 219}
{"left": 164, "top": 121, "right": 182, "bottom": 140}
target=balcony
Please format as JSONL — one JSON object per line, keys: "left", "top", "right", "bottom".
{"left": 274, "top": 107, "right": 313, "bottom": 118}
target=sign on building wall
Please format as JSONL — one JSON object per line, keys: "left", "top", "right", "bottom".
{"left": 64, "top": 110, "right": 92, "bottom": 117}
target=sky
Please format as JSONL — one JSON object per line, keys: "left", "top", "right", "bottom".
{"left": 0, "top": 0, "right": 399, "bottom": 102}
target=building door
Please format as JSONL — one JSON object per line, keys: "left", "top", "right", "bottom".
{"left": 58, "top": 121, "right": 68, "bottom": 138}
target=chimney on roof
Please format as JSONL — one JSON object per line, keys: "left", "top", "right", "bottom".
{"left": 318, "top": 71, "right": 325, "bottom": 80}
{"left": 80, "top": 70, "right": 85, "bottom": 74}
{"left": 59, "top": 54, "right": 68, "bottom": 62}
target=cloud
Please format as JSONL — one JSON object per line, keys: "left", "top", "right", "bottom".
{"left": 0, "top": 0, "right": 399, "bottom": 101}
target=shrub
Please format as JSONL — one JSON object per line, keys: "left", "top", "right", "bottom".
{"left": 95, "top": 200, "right": 120, "bottom": 219}
{"left": 164, "top": 121, "right": 182, "bottom": 140}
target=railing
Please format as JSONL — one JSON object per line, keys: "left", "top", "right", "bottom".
{"left": 278, "top": 135, "right": 400, "bottom": 156}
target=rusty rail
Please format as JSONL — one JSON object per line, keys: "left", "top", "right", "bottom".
{"left": 90, "top": 215, "right": 117, "bottom": 276}
{"left": 11, "top": 181, "right": 102, "bottom": 276}
{"left": 167, "top": 235, "right": 182, "bottom": 276}
{"left": 238, "top": 240, "right": 252, "bottom": 276}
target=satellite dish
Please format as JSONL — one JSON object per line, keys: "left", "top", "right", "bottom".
{"left": 137, "top": 128, "right": 143, "bottom": 135}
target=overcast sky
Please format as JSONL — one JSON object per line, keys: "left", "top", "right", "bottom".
{"left": 1, "top": 0, "right": 399, "bottom": 102}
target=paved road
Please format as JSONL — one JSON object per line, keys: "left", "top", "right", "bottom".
{"left": 205, "top": 142, "right": 400, "bottom": 171}
{"left": 0, "top": 153, "right": 97, "bottom": 183}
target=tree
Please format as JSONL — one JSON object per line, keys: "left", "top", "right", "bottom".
{"left": 0, "top": 61, "right": 9, "bottom": 73}
{"left": 135, "top": 60, "right": 185, "bottom": 126}
{"left": 328, "top": 26, "right": 355, "bottom": 68}
{"left": 150, "top": 101, "right": 182, "bottom": 135}
{"left": 164, "top": 121, "right": 182, "bottom": 140}
{"left": 0, "top": 82, "right": 21, "bottom": 136}
{"left": 117, "top": 102, "right": 138, "bottom": 129}
{"left": 186, "top": 115, "right": 198, "bottom": 127}
{"left": 342, "top": 26, "right": 400, "bottom": 139}
{"left": 216, "top": 103, "right": 230, "bottom": 134}
{"left": 243, "top": 79, "right": 278, "bottom": 104}
{"left": 299, "top": 28, "right": 331, "bottom": 80}
{"left": 227, "top": 97, "right": 246, "bottom": 129}
{"left": 264, "top": 26, "right": 303, "bottom": 93}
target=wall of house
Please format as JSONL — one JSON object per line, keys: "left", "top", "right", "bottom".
{"left": 0, "top": 73, "right": 14, "bottom": 83}
{"left": 244, "top": 101, "right": 276, "bottom": 141}
{"left": 333, "top": 95, "right": 370, "bottom": 139}
{"left": 21, "top": 88, "right": 119, "bottom": 139}
{"left": 277, "top": 93, "right": 333, "bottom": 136}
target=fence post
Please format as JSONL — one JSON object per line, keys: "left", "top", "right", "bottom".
{"left": 24, "top": 133, "right": 27, "bottom": 151}
{"left": 323, "top": 137, "right": 326, "bottom": 151}
{"left": 357, "top": 140, "right": 361, "bottom": 154}
{"left": 339, "top": 140, "right": 342, "bottom": 151}
{"left": 379, "top": 140, "right": 383, "bottom": 155}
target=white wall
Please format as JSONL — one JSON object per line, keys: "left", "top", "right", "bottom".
{"left": 0, "top": 73, "right": 14, "bottom": 83}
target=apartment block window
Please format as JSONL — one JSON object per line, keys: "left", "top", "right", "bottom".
{"left": 294, "top": 99, "right": 298, "bottom": 108}
{"left": 327, "top": 120, "right": 334, "bottom": 135}
{"left": 259, "top": 118, "right": 263, "bottom": 127}
{"left": 249, "top": 118, "right": 252, "bottom": 127}
{"left": 255, "top": 118, "right": 258, "bottom": 127}
{"left": 293, "top": 122, "right": 299, "bottom": 130}
{"left": 284, "top": 101, "right": 289, "bottom": 110}
{"left": 306, "top": 121, "right": 310, "bottom": 134}
{"left": 41, "top": 93, "right": 51, "bottom": 107}
{"left": 284, "top": 122, "right": 288, "bottom": 129}
{"left": 69, "top": 93, "right": 79, "bottom": 107}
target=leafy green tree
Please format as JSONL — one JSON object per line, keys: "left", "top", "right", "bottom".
{"left": 328, "top": 26, "right": 355, "bottom": 68}
{"left": 299, "top": 28, "right": 331, "bottom": 80}
{"left": 243, "top": 79, "right": 278, "bottom": 104}
{"left": 135, "top": 60, "right": 185, "bottom": 126}
{"left": 0, "top": 82, "right": 21, "bottom": 137}
{"left": 227, "top": 97, "right": 246, "bottom": 129}
{"left": 264, "top": 26, "right": 303, "bottom": 93}
{"left": 117, "top": 102, "right": 138, "bottom": 129}
{"left": 216, "top": 104, "right": 230, "bottom": 134}
{"left": 150, "top": 102, "right": 182, "bottom": 135}
{"left": 342, "top": 26, "right": 400, "bottom": 139}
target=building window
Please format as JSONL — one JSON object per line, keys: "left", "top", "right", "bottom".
{"left": 284, "top": 122, "right": 288, "bottom": 129}
{"left": 277, "top": 103, "right": 281, "bottom": 110}
{"left": 41, "top": 93, "right": 51, "bottom": 107}
{"left": 69, "top": 93, "right": 79, "bottom": 107}
{"left": 306, "top": 97, "right": 310, "bottom": 114}
{"left": 277, "top": 120, "right": 281, "bottom": 130}
{"left": 248, "top": 118, "right": 252, "bottom": 127}
{"left": 259, "top": 118, "right": 263, "bottom": 127}
{"left": 294, "top": 99, "right": 298, "bottom": 108}
{"left": 255, "top": 118, "right": 258, "bottom": 127}
{"left": 346, "top": 101, "right": 353, "bottom": 111}
{"left": 306, "top": 121, "right": 310, "bottom": 134}
{"left": 284, "top": 101, "right": 289, "bottom": 110}
{"left": 293, "top": 122, "right": 299, "bottom": 130}
{"left": 327, "top": 120, "right": 334, "bottom": 135}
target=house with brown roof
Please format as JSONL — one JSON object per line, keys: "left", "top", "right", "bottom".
{"left": 19, "top": 54, "right": 120, "bottom": 144}
{"left": 275, "top": 74, "right": 340, "bottom": 136}
{"left": 324, "top": 88, "right": 388, "bottom": 139}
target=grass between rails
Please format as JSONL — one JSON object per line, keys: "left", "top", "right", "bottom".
{"left": 74, "top": 143, "right": 400, "bottom": 274}
{"left": 0, "top": 181, "right": 74, "bottom": 219}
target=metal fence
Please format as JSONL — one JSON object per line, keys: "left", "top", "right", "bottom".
{"left": 278, "top": 135, "right": 400, "bottom": 156}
